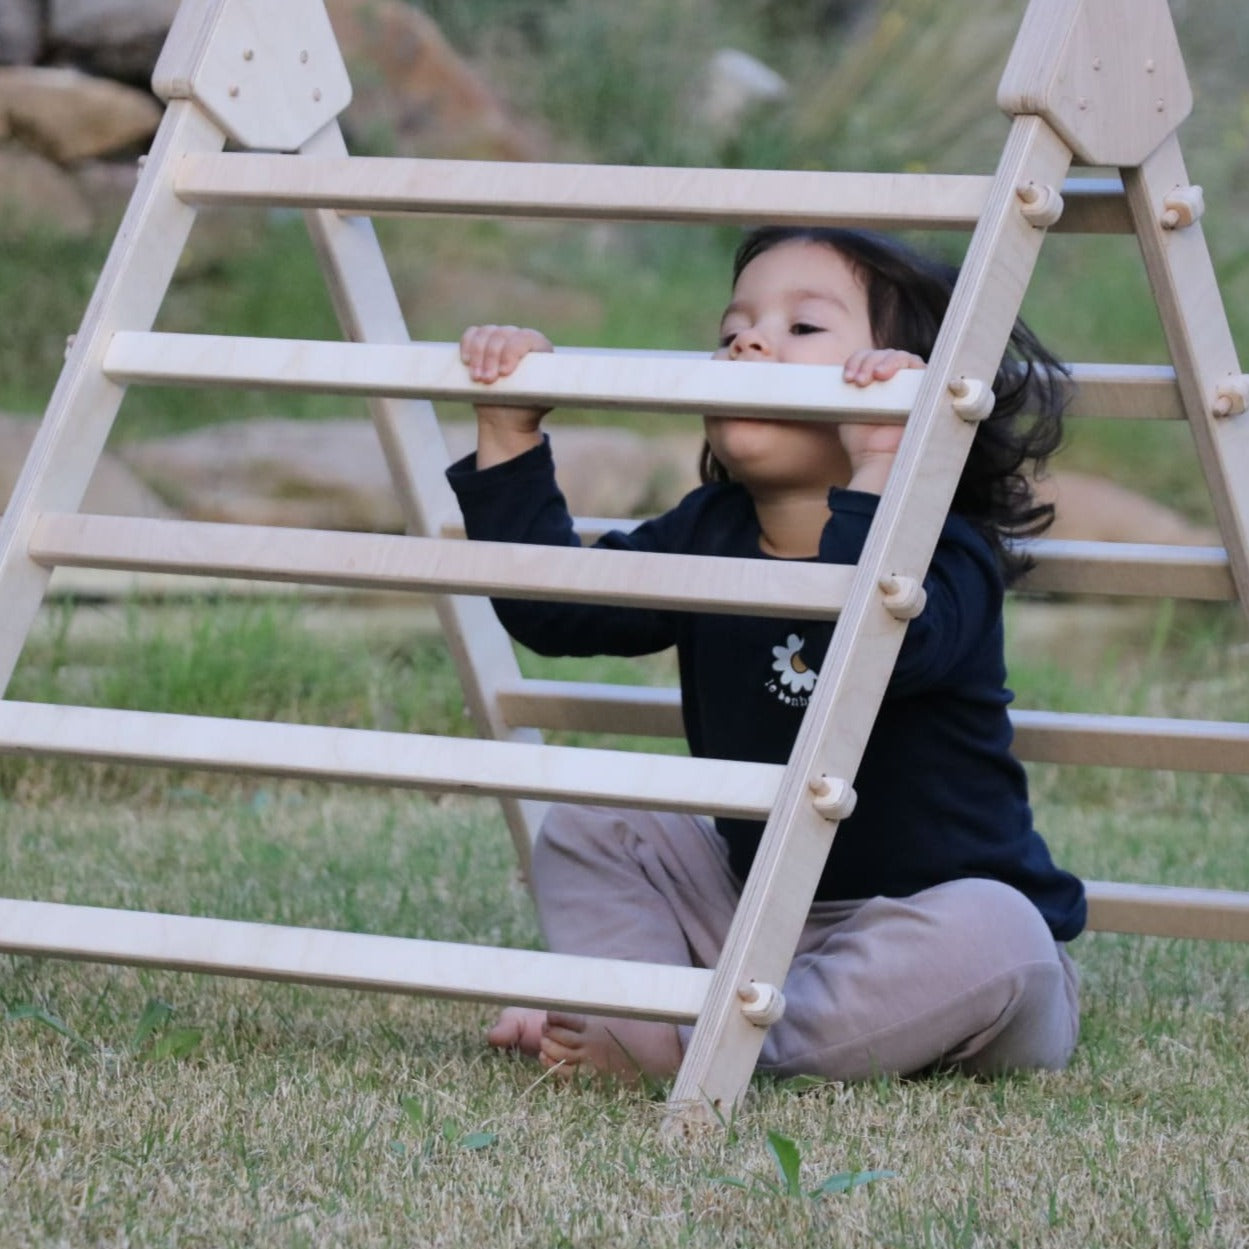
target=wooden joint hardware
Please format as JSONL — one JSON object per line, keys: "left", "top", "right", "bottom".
{"left": 153, "top": 0, "right": 352, "bottom": 151}
{"left": 948, "top": 377, "right": 995, "bottom": 422}
{"left": 737, "top": 981, "right": 786, "bottom": 1027}
{"left": 809, "top": 775, "right": 857, "bottom": 822}
{"left": 1213, "top": 376, "right": 1249, "bottom": 419}
{"left": 879, "top": 574, "right": 927, "bottom": 620}
{"left": 1160, "top": 185, "right": 1204, "bottom": 230}
{"left": 1016, "top": 181, "right": 1065, "bottom": 228}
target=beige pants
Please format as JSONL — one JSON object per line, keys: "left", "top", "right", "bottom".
{"left": 532, "top": 804, "right": 1080, "bottom": 1082}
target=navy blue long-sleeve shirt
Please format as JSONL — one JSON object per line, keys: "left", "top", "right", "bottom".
{"left": 447, "top": 438, "right": 1086, "bottom": 941}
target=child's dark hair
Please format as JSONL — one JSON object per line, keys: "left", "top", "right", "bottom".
{"left": 701, "top": 226, "right": 1069, "bottom": 582}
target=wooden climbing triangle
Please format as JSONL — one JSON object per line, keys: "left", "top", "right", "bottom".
{"left": 0, "top": 0, "right": 1245, "bottom": 1123}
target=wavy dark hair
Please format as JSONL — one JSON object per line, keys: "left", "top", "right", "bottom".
{"left": 701, "top": 226, "right": 1069, "bottom": 582}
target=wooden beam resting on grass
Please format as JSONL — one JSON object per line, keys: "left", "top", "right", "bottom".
{"left": 1085, "top": 881, "right": 1249, "bottom": 942}
{"left": 0, "top": 899, "right": 711, "bottom": 1019}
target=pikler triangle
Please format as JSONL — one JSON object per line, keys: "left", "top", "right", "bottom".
{"left": 0, "top": 0, "right": 1244, "bottom": 1125}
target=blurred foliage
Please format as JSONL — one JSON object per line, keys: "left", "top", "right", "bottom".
{"left": 2, "top": 0, "right": 1246, "bottom": 510}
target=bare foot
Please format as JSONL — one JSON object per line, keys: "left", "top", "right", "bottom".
{"left": 486, "top": 1006, "right": 548, "bottom": 1057}
{"left": 539, "top": 1011, "right": 682, "bottom": 1082}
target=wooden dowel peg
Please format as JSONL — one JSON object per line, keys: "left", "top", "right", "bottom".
{"left": 948, "top": 377, "right": 995, "bottom": 422}
{"left": 1213, "top": 375, "right": 1249, "bottom": 419}
{"left": 1016, "top": 181, "right": 1064, "bottom": 227}
{"left": 879, "top": 574, "right": 927, "bottom": 620}
{"left": 737, "top": 981, "right": 786, "bottom": 1027}
{"left": 1160, "top": 186, "right": 1204, "bottom": 229}
{"left": 809, "top": 775, "right": 857, "bottom": 821}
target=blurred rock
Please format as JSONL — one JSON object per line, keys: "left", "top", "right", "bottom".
{"left": 118, "top": 419, "right": 701, "bottom": 531}
{"left": 0, "top": 65, "right": 162, "bottom": 162}
{"left": 0, "top": 414, "right": 176, "bottom": 519}
{"left": 47, "top": 0, "right": 180, "bottom": 85}
{"left": 324, "top": 0, "right": 545, "bottom": 159}
{"left": 699, "top": 49, "right": 789, "bottom": 136}
{"left": 0, "top": 0, "right": 42, "bottom": 66}
{"left": 1035, "top": 470, "right": 1218, "bottom": 546}
{"left": 0, "top": 143, "right": 94, "bottom": 234}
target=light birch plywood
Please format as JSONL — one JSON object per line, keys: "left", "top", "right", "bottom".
{"left": 667, "top": 115, "right": 1079, "bottom": 1122}
{"left": 1018, "top": 540, "right": 1232, "bottom": 600}
{"left": 0, "top": 700, "right": 782, "bottom": 819}
{"left": 105, "top": 331, "right": 1191, "bottom": 424}
{"left": 0, "top": 900, "right": 711, "bottom": 1019}
{"left": 102, "top": 331, "right": 922, "bottom": 422}
{"left": 1085, "top": 882, "right": 1249, "bottom": 942}
{"left": 152, "top": 0, "right": 351, "bottom": 151}
{"left": 300, "top": 119, "right": 543, "bottom": 868}
{"left": 998, "top": 0, "right": 1191, "bottom": 166}
{"left": 1124, "top": 136, "right": 1249, "bottom": 613}
{"left": 174, "top": 155, "right": 1133, "bottom": 234}
{"left": 28, "top": 514, "right": 856, "bottom": 620}
{"left": 494, "top": 681, "right": 1249, "bottom": 776}
{"left": 4, "top": 0, "right": 1247, "bottom": 1132}
{"left": 0, "top": 102, "right": 224, "bottom": 697}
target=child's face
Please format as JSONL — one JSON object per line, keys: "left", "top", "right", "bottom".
{"left": 706, "top": 240, "right": 874, "bottom": 493}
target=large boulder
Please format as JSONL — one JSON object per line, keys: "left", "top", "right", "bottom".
{"left": 0, "top": 143, "right": 94, "bottom": 234}
{"left": 1035, "top": 470, "right": 1218, "bottom": 546}
{"left": 47, "top": 0, "right": 180, "bottom": 85}
{"left": 0, "top": 414, "right": 176, "bottom": 519}
{"left": 324, "top": 0, "right": 544, "bottom": 159}
{"left": 118, "top": 418, "right": 701, "bottom": 531}
{"left": 0, "top": 65, "right": 162, "bottom": 162}
{"left": 0, "top": 0, "right": 42, "bottom": 66}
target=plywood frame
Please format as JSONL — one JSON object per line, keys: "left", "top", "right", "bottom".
{"left": 0, "top": 0, "right": 1245, "bottom": 1125}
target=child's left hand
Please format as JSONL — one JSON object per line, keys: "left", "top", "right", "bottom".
{"left": 838, "top": 347, "right": 925, "bottom": 491}
{"left": 834, "top": 347, "right": 924, "bottom": 492}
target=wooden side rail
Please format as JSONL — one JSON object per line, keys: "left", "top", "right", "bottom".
{"left": 0, "top": 899, "right": 711, "bottom": 1019}
{"left": 0, "top": 700, "right": 781, "bottom": 818}
{"left": 495, "top": 678, "right": 1249, "bottom": 775}
{"left": 102, "top": 333, "right": 1185, "bottom": 423}
{"left": 27, "top": 514, "right": 854, "bottom": 620}
{"left": 173, "top": 154, "right": 1132, "bottom": 234}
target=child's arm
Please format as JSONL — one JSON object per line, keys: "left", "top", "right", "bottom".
{"left": 459, "top": 324, "right": 554, "bottom": 468}
{"left": 838, "top": 347, "right": 925, "bottom": 495}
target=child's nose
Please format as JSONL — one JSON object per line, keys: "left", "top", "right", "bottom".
{"left": 728, "top": 328, "right": 770, "bottom": 359}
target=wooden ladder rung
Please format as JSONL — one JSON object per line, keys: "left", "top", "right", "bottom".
{"left": 102, "top": 333, "right": 1184, "bottom": 423}
{"left": 173, "top": 154, "right": 1132, "bottom": 233}
{"left": 1010, "top": 708, "right": 1249, "bottom": 773}
{"left": 0, "top": 700, "right": 781, "bottom": 818}
{"left": 0, "top": 899, "right": 712, "bottom": 1018}
{"left": 28, "top": 513, "right": 854, "bottom": 619}
{"left": 1085, "top": 881, "right": 1249, "bottom": 942}
{"left": 502, "top": 517, "right": 1228, "bottom": 603}
{"left": 102, "top": 331, "right": 919, "bottom": 420}
{"left": 496, "top": 678, "right": 1249, "bottom": 774}
{"left": 1065, "top": 363, "right": 1183, "bottom": 421}
{"left": 1018, "top": 539, "right": 1232, "bottom": 599}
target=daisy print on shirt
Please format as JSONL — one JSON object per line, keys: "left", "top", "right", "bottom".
{"left": 766, "top": 633, "right": 818, "bottom": 707}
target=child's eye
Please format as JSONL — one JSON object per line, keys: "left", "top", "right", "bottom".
{"left": 791, "top": 322, "right": 823, "bottom": 336}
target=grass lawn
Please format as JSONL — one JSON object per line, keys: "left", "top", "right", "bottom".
{"left": 1, "top": 595, "right": 1247, "bottom": 1247}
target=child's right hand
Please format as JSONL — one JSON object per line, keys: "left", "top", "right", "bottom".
{"left": 460, "top": 324, "right": 554, "bottom": 424}
{"left": 460, "top": 324, "right": 554, "bottom": 467}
